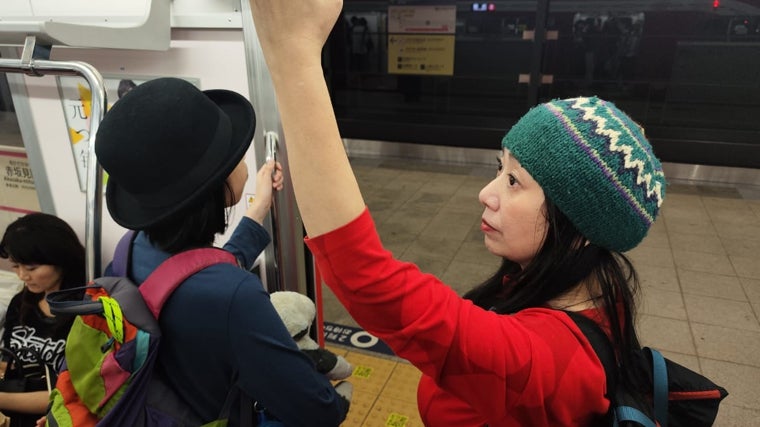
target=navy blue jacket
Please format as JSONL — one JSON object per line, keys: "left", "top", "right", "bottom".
{"left": 113, "top": 218, "right": 344, "bottom": 426}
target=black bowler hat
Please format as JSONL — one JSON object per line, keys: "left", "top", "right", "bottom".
{"left": 95, "top": 77, "right": 255, "bottom": 229}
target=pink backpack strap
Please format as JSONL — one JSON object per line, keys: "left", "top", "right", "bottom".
{"left": 139, "top": 248, "right": 238, "bottom": 319}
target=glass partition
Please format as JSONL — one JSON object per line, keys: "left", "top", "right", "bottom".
{"left": 542, "top": 1, "right": 760, "bottom": 167}
{"left": 327, "top": 1, "right": 760, "bottom": 168}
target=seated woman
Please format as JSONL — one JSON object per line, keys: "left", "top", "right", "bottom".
{"left": 0, "top": 213, "right": 85, "bottom": 427}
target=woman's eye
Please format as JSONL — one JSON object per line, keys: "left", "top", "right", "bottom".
{"left": 507, "top": 174, "right": 517, "bottom": 186}
{"left": 496, "top": 157, "right": 503, "bottom": 174}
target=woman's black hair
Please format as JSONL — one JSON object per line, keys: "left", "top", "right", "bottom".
{"left": 144, "top": 180, "right": 235, "bottom": 254}
{"left": 464, "top": 198, "right": 646, "bottom": 395}
{"left": 0, "top": 213, "right": 86, "bottom": 325}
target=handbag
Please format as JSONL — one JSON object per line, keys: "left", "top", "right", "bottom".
{"left": 0, "top": 347, "right": 51, "bottom": 393}
{"left": 0, "top": 347, "right": 52, "bottom": 427}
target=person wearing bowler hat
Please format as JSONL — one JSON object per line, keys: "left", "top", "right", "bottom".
{"left": 94, "top": 78, "right": 349, "bottom": 426}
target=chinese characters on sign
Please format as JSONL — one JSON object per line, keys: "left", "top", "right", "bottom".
{"left": 57, "top": 77, "right": 146, "bottom": 192}
{"left": 4, "top": 160, "right": 34, "bottom": 184}
{"left": 387, "top": 5, "right": 456, "bottom": 76}
{"left": 0, "top": 150, "right": 40, "bottom": 231}
{"left": 388, "top": 35, "right": 456, "bottom": 75}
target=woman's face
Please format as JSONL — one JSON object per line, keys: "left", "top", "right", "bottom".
{"left": 226, "top": 158, "right": 249, "bottom": 206}
{"left": 478, "top": 149, "right": 548, "bottom": 268}
{"left": 11, "top": 261, "right": 63, "bottom": 294}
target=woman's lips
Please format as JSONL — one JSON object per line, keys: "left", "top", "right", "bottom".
{"left": 480, "top": 219, "right": 495, "bottom": 233}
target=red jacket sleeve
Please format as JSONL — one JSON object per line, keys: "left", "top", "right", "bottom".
{"left": 306, "top": 208, "right": 609, "bottom": 425}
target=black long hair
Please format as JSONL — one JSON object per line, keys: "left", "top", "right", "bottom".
{"left": 144, "top": 181, "right": 236, "bottom": 254}
{"left": 464, "top": 198, "right": 646, "bottom": 395}
{"left": 0, "top": 213, "right": 86, "bottom": 325}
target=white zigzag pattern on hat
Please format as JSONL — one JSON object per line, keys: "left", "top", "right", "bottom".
{"left": 571, "top": 97, "right": 664, "bottom": 207}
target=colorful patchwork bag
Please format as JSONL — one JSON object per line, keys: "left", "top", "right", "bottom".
{"left": 44, "top": 246, "right": 239, "bottom": 426}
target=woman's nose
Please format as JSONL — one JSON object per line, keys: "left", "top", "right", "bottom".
{"left": 479, "top": 178, "right": 499, "bottom": 209}
{"left": 16, "top": 269, "right": 30, "bottom": 281}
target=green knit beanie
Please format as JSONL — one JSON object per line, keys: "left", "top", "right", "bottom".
{"left": 501, "top": 96, "right": 666, "bottom": 252}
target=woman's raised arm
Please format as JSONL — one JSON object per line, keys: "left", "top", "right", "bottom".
{"left": 250, "top": 0, "right": 365, "bottom": 237}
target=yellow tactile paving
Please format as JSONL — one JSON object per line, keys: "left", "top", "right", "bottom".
{"left": 326, "top": 344, "right": 350, "bottom": 358}
{"left": 361, "top": 395, "right": 424, "bottom": 427}
{"left": 380, "top": 362, "right": 421, "bottom": 404}
{"left": 333, "top": 348, "right": 424, "bottom": 426}
{"left": 341, "top": 382, "right": 378, "bottom": 427}
{"left": 344, "top": 351, "right": 397, "bottom": 395}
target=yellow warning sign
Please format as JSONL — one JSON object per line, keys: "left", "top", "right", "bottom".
{"left": 385, "top": 412, "right": 409, "bottom": 427}
{"left": 388, "top": 34, "right": 455, "bottom": 76}
{"left": 353, "top": 365, "right": 373, "bottom": 379}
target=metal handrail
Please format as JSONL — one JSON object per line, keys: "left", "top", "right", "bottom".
{"left": 0, "top": 36, "right": 106, "bottom": 282}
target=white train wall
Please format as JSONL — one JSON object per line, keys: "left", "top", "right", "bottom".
{"left": 0, "top": 0, "right": 308, "bottom": 295}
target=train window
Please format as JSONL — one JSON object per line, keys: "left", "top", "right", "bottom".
{"left": 327, "top": 1, "right": 760, "bottom": 168}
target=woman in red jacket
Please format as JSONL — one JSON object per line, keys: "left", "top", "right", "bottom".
{"left": 250, "top": 1, "right": 665, "bottom": 425}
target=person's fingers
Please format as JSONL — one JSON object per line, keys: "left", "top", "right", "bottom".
{"left": 271, "top": 161, "right": 284, "bottom": 190}
{"left": 259, "top": 160, "right": 276, "bottom": 177}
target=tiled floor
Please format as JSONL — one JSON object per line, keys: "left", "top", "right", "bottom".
{"left": 323, "top": 155, "right": 760, "bottom": 426}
